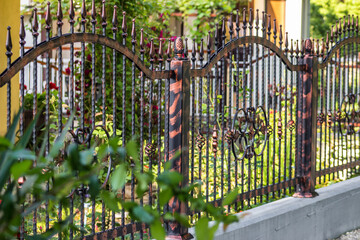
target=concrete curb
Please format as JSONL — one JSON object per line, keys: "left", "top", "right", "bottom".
{"left": 188, "top": 176, "right": 360, "bottom": 240}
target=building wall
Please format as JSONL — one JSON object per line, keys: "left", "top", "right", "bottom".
{"left": 0, "top": 0, "right": 20, "bottom": 136}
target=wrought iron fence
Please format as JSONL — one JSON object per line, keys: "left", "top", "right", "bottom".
{"left": 1, "top": 0, "right": 360, "bottom": 239}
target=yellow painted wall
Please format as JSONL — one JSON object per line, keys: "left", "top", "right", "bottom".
{"left": 0, "top": 0, "right": 20, "bottom": 136}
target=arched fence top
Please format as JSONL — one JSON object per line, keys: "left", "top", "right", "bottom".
{"left": 192, "top": 36, "right": 305, "bottom": 78}
{"left": 0, "top": 32, "right": 172, "bottom": 87}
{"left": 318, "top": 36, "right": 360, "bottom": 69}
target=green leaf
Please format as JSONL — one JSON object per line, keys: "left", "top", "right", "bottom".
{"left": 159, "top": 187, "right": 173, "bottom": 206}
{"left": 10, "top": 160, "right": 33, "bottom": 180}
{"left": 157, "top": 171, "right": 182, "bottom": 186}
{"left": 111, "top": 164, "right": 127, "bottom": 191}
{"left": 101, "top": 191, "right": 120, "bottom": 212}
{"left": 195, "top": 217, "right": 210, "bottom": 240}
{"left": 222, "top": 187, "right": 238, "bottom": 207}
{"left": 126, "top": 140, "right": 139, "bottom": 161}
{"left": 150, "top": 219, "right": 165, "bottom": 240}
{"left": 133, "top": 206, "right": 154, "bottom": 224}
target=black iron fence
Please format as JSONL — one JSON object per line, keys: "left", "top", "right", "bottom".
{"left": 1, "top": 1, "right": 360, "bottom": 239}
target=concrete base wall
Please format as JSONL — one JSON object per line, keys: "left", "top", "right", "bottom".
{"left": 189, "top": 176, "right": 360, "bottom": 240}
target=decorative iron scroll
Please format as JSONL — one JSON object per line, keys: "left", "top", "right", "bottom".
{"left": 230, "top": 106, "right": 269, "bottom": 159}
{"left": 338, "top": 93, "right": 360, "bottom": 136}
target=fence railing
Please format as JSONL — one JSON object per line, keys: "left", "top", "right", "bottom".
{"left": 1, "top": 1, "right": 360, "bottom": 239}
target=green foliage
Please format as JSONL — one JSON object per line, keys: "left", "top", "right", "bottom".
{"left": 310, "top": 0, "right": 360, "bottom": 39}
{"left": 1, "top": 111, "right": 239, "bottom": 239}
{"left": 157, "top": 0, "right": 241, "bottom": 39}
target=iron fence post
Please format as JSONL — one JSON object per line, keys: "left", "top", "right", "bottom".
{"left": 166, "top": 37, "right": 191, "bottom": 239}
{"left": 294, "top": 39, "right": 318, "bottom": 198}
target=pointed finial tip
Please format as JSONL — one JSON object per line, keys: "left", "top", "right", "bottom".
{"left": 7, "top": 26, "right": 10, "bottom": 30}
{"left": 47, "top": 1, "right": 50, "bottom": 5}
{"left": 123, "top": 11, "right": 126, "bottom": 16}
{"left": 114, "top": 5, "right": 117, "bottom": 9}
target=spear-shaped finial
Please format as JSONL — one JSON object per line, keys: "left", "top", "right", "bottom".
{"left": 6, "top": 27, "right": 12, "bottom": 58}
{"left": 207, "top": 30, "right": 212, "bottom": 53}
{"left": 101, "top": 0, "right": 107, "bottom": 27}
{"left": 262, "top": 11, "right": 266, "bottom": 37}
{"left": 249, "top": 8, "right": 253, "bottom": 32}
{"left": 348, "top": 15, "right": 351, "bottom": 33}
{"left": 343, "top": 16, "right": 347, "bottom": 35}
{"left": 222, "top": 17, "right": 226, "bottom": 44}
{"left": 45, "top": 2, "right": 52, "bottom": 30}
{"left": 236, "top": 9, "right": 240, "bottom": 37}
{"left": 301, "top": 39, "right": 305, "bottom": 56}
{"left": 284, "top": 32, "right": 288, "bottom": 52}
{"left": 242, "top": 8, "right": 247, "bottom": 35}
{"left": 112, "top": 6, "right": 118, "bottom": 32}
{"left": 326, "top": 31, "right": 329, "bottom": 51}
{"left": 91, "top": 0, "right": 96, "bottom": 21}
{"left": 321, "top": 38, "right": 325, "bottom": 57}
{"left": 279, "top": 25, "right": 283, "bottom": 47}
{"left": 316, "top": 39, "right": 320, "bottom": 56}
{"left": 81, "top": 0, "right": 87, "bottom": 24}
{"left": 290, "top": 39, "right": 294, "bottom": 57}
{"left": 331, "top": 25, "right": 334, "bottom": 42}
{"left": 199, "top": 38, "right": 204, "bottom": 62}
{"left": 159, "top": 39, "right": 163, "bottom": 61}
{"left": 228, "top": 13, "right": 233, "bottom": 39}
{"left": 166, "top": 38, "right": 171, "bottom": 59}
{"left": 295, "top": 40, "right": 299, "bottom": 56}
{"left": 191, "top": 38, "right": 196, "bottom": 62}
{"left": 69, "top": 0, "right": 75, "bottom": 22}
{"left": 351, "top": 15, "right": 355, "bottom": 34}
{"left": 57, "top": 0, "right": 63, "bottom": 26}
{"left": 267, "top": 14, "right": 271, "bottom": 40}
{"left": 356, "top": 16, "right": 359, "bottom": 35}
{"left": 131, "top": 19, "right": 136, "bottom": 43}
{"left": 215, "top": 23, "right": 219, "bottom": 50}
{"left": 32, "top": 8, "right": 39, "bottom": 36}
{"left": 184, "top": 37, "right": 188, "bottom": 59}
{"left": 20, "top": 15, "right": 26, "bottom": 44}
{"left": 140, "top": 28, "right": 144, "bottom": 53}
{"left": 150, "top": 38, "right": 155, "bottom": 62}
{"left": 255, "top": 9, "right": 259, "bottom": 35}
{"left": 273, "top": 18, "right": 277, "bottom": 42}
{"left": 122, "top": 11, "right": 127, "bottom": 35}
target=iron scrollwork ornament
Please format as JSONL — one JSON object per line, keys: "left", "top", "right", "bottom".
{"left": 230, "top": 106, "right": 268, "bottom": 160}
{"left": 338, "top": 94, "right": 360, "bottom": 136}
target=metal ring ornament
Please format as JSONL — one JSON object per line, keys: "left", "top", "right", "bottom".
{"left": 231, "top": 106, "right": 268, "bottom": 160}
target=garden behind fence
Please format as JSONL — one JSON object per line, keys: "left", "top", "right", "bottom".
{"left": 1, "top": 0, "right": 360, "bottom": 239}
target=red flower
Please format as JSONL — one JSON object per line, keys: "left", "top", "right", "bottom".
{"left": 170, "top": 36, "right": 177, "bottom": 42}
{"left": 152, "top": 105, "right": 159, "bottom": 111}
{"left": 87, "top": 54, "right": 92, "bottom": 61}
{"left": 19, "top": 84, "right": 27, "bottom": 90}
{"left": 49, "top": 82, "right": 59, "bottom": 90}
{"left": 151, "top": 26, "right": 157, "bottom": 31}
{"left": 65, "top": 67, "right": 71, "bottom": 75}
{"left": 159, "top": 30, "right": 163, "bottom": 39}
